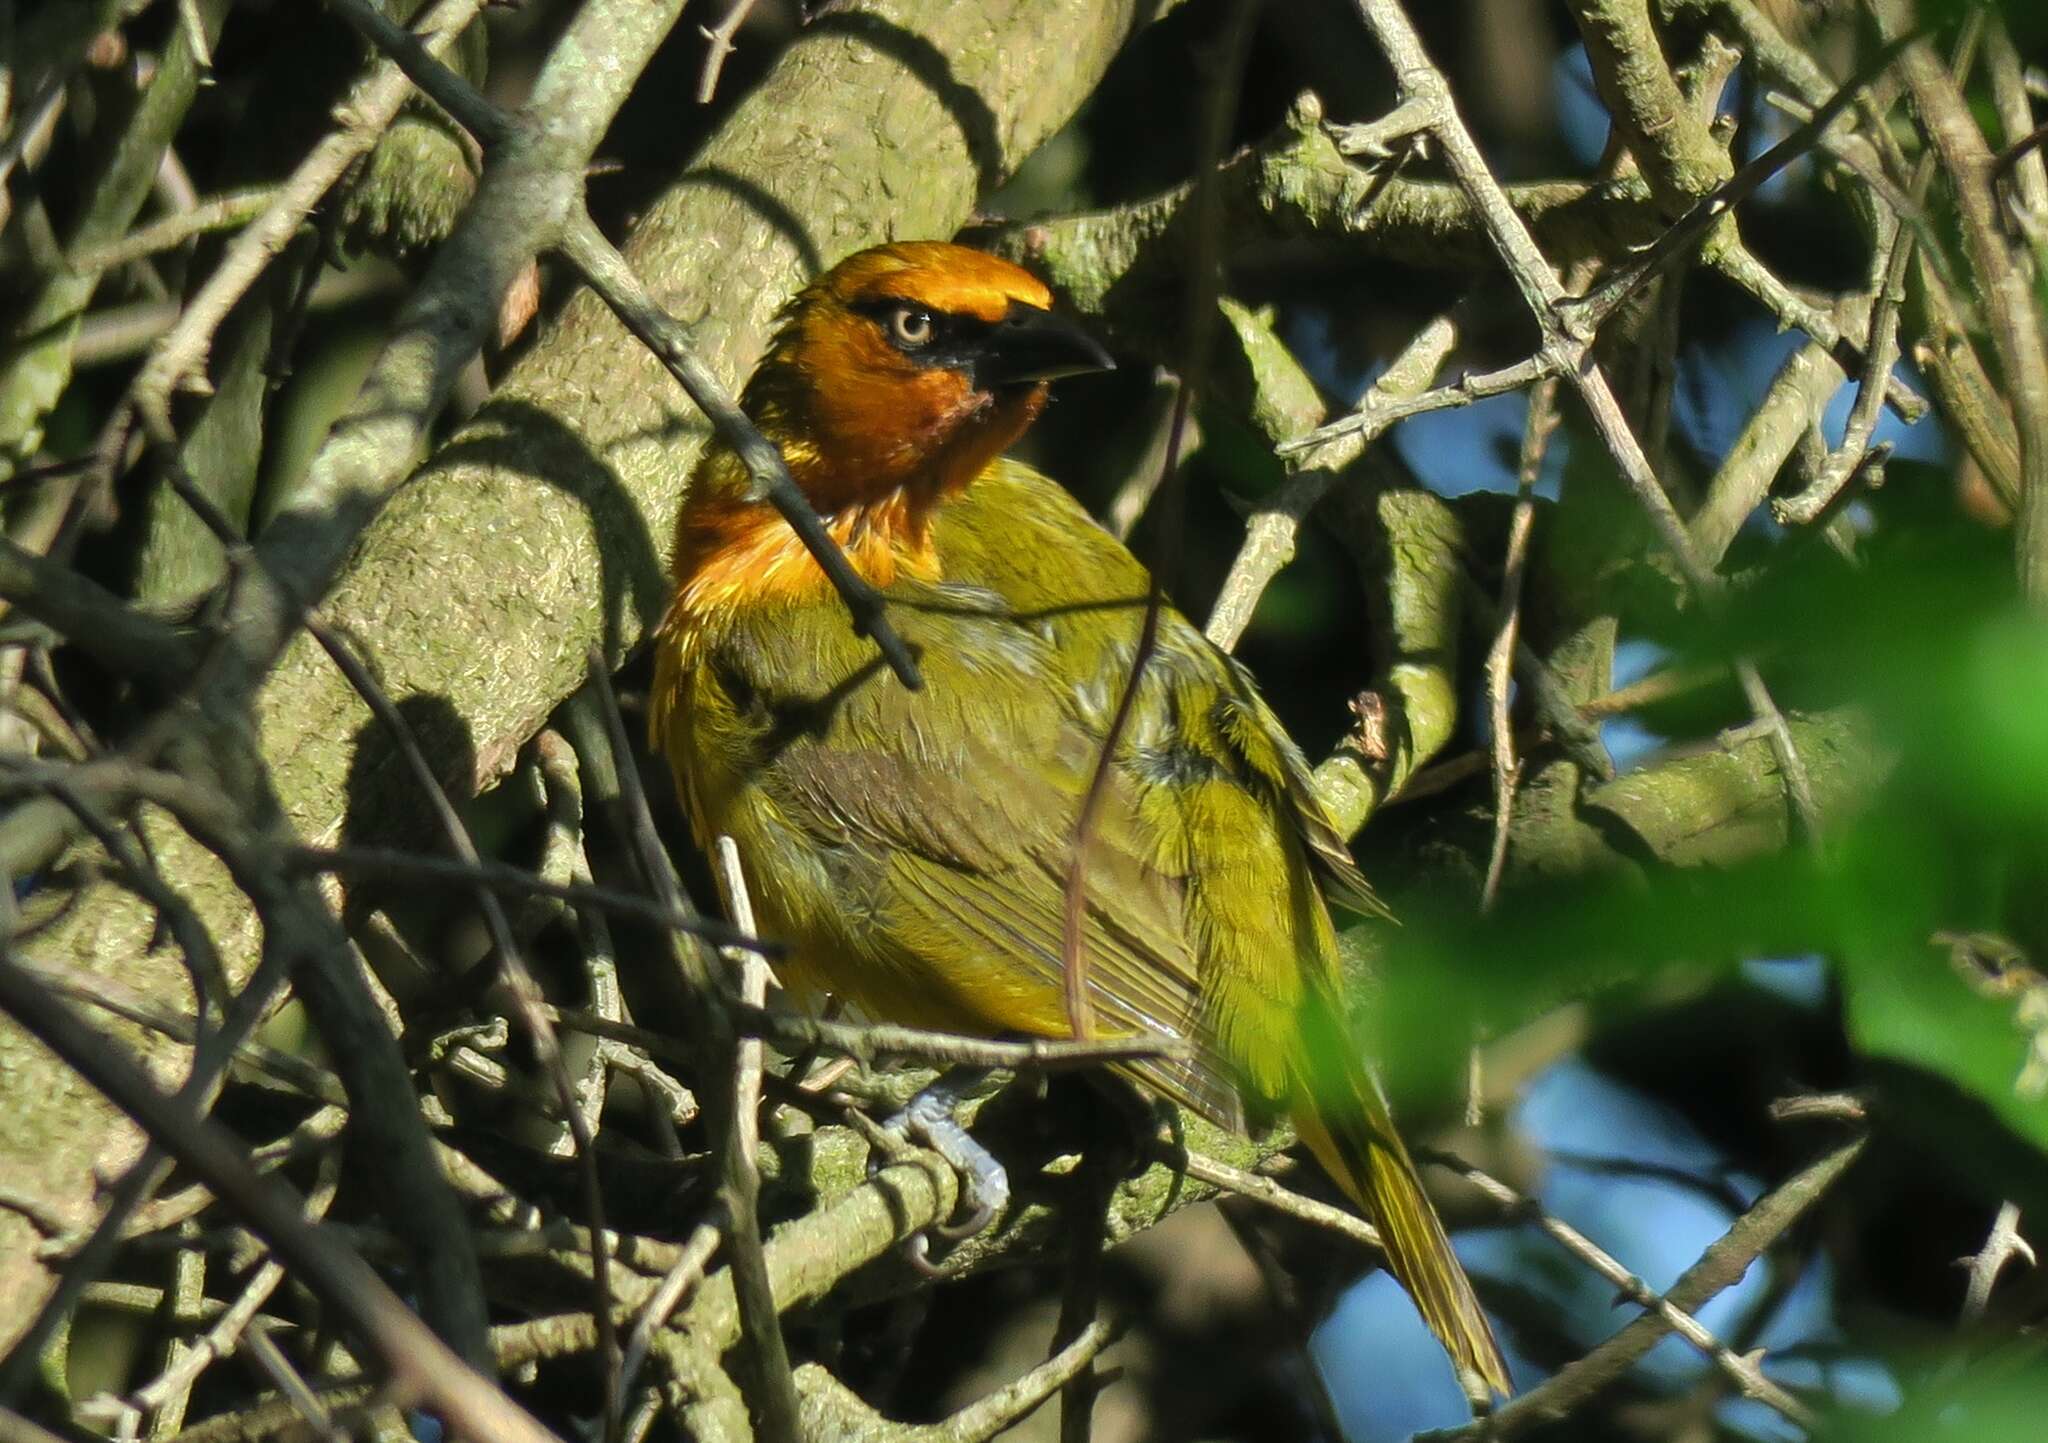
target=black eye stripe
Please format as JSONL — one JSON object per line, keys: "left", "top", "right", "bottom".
{"left": 851, "top": 299, "right": 997, "bottom": 357}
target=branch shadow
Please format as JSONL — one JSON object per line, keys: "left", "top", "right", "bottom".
{"left": 803, "top": 9, "right": 1008, "bottom": 197}
{"left": 676, "top": 168, "right": 827, "bottom": 279}
{"left": 337, "top": 688, "right": 479, "bottom": 1011}
{"left": 428, "top": 397, "right": 679, "bottom": 674}
{"left": 322, "top": 396, "right": 678, "bottom": 954}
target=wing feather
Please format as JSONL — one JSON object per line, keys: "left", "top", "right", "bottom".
{"left": 676, "top": 459, "right": 1380, "bottom": 1136}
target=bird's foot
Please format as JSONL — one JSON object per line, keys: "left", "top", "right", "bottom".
{"left": 869, "top": 1068, "right": 1009, "bottom": 1275}
{"left": 887, "top": 1084, "right": 1012, "bottom": 1238}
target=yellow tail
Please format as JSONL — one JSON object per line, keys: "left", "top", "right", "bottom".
{"left": 1293, "top": 1057, "right": 1512, "bottom": 1400}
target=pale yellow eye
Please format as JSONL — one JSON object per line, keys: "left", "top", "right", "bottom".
{"left": 889, "top": 305, "right": 935, "bottom": 347}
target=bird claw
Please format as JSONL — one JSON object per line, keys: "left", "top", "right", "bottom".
{"left": 932, "top": 1196, "right": 999, "bottom": 1242}
{"left": 899, "top": 1230, "right": 946, "bottom": 1279}
{"left": 868, "top": 1069, "right": 1009, "bottom": 1268}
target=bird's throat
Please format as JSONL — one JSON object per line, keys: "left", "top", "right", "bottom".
{"left": 659, "top": 483, "right": 941, "bottom": 664}
{"left": 659, "top": 384, "right": 1045, "bottom": 662}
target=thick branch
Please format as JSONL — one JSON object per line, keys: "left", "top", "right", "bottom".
{"left": 996, "top": 96, "right": 1665, "bottom": 349}
{"left": 1566, "top": 0, "right": 1733, "bottom": 213}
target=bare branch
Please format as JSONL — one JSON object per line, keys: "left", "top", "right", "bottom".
{"left": 1351, "top": 0, "right": 1823, "bottom": 840}
{"left": 1435, "top": 1152, "right": 1814, "bottom": 1425}
{"left": 696, "top": 0, "right": 764, "bottom": 104}
{"left": 288, "top": 843, "right": 774, "bottom": 952}
{"left": 1959, "top": 1201, "right": 2033, "bottom": 1326}
{"left": 1179, "top": 1151, "right": 1383, "bottom": 1252}
{"left": 129, "top": 0, "right": 490, "bottom": 423}
{"left": 64, "top": 187, "right": 277, "bottom": 273}
{"left": 1481, "top": 378, "right": 1560, "bottom": 907}
{"left": 707, "top": 836, "right": 802, "bottom": 1442}
{"left": 559, "top": 214, "right": 923, "bottom": 691}
{"left": 1881, "top": 0, "right": 2048, "bottom": 601}
{"left": 0, "top": 954, "right": 567, "bottom": 1443}
{"left": 1423, "top": 1138, "right": 1865, "bottom": 1440}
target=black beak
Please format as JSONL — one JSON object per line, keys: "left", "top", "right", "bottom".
{"left": 975, "top": 304, "right": 1116, "bottom": 387}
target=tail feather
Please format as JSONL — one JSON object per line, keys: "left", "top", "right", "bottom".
{"left": 1293, "top": 1066, "right": 1511, "bottom": 1400}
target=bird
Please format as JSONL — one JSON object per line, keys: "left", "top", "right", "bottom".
{"left": 648, "top": 240, "right": 1511, "bottom": 1398}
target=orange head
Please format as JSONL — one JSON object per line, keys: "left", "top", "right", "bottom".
{"left": 664, "top": 243, "right": 1113, "bottom": 630}
{"left": 736, "top": 241, "right": 1114, "bottom": 513}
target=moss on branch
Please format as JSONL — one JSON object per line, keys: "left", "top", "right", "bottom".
{"left": 992, "top": 94, "right": 1665, "bottom": 361}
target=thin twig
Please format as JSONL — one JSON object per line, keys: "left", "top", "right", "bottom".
{"left": 1998, "top": 116, "right": 2048, "bottom": 179}
{"left": 1710, "top": 240, "right": 1926, "bottom": 423}
{"left": 555, "top": 998, "right": 1186, "bottom": 1074}
{"left": 68, "top": 264, "right": 402, "bottom": 369}
{"left": 1880, "top": 0, "right": 2048, "bottom": 601}
{"left": 0, "top": 918, "right": 297, "bottom": 1397}
{"left": 132, "top": 436, "right": 581, "bottom": 1374}
{"left": 1429, "top": 1151, "right": 1814, "bottom": 1425}
{"left": 175, "top": 0, "right": 215, "bottom": 73}
{"left": 1567, "top": 31, "right": 1921, "bottom": 336}
{"left": 17, "top": 956, "right": 344, "bottom": 1105}
{"left": 1350, "top": 0, "right": 1823, "bottom": 841}
{"left": 1052, "top": 1149, "right": 1115, "bottom": 1442}
{"left": 1775, "top": 24, "right": 1971, "bottom": 533}
{"left": 1422, "top": 1138, "right": 1865, "bottom": 1441}
{"left": 560, "top": 214, "right": 922, "bottom": 692}
{"left": 124, "top": 1154, "right": 343, "bottom": 1428}
{"left": 1106, "top": 374, "right": 1187, "bottom": 541}
{"left": 695, "top": 0, "right": 763, "bottom": 104}
{"left": 1773, "top": 237, "right": 1904, "bottom": 526}
{"left": 1984, "top": 14, "right": 2048, "bottom": 235}
{"left": 128, "top": 0, "right": 489, "bottom": 418}
{"left": 1468, "top": 373, "right": 1561, "bottom": 1121}
{"left": 702, "top": 835, "right": 777, "bottom": 1439}
{"left": 287, "top": 842, "right": 774, "bottom": 951}
{"left": 323, "top": 0, "right": 509, "bottom": 143}
{"left": 581, "top": 653, "right": 803, "bottom": 1443}
{"left": 1209, "top": 304, "right": 1464, "bottom": 649}
{"left": 1480, "top": 378, "right": 1559, "bottom": 909}
{"left": 929, "top": 1319, "right": 1115, "bottom": 1443}
{"left": 30, "top": 777, "right": 230, "bottom": 1019}
{"left": 0, "top": 952, "right": 568, "bottom": 1443}
{"left": 714, "top": 839, "right": 774, "bottom": 1070}
{"left": 1768, "top": 1091, "right": 1869, "bottom": 1124}
{"left": 120, "top": 1107, "right": 350, "bottom": 1245}
{"left": 1274, "top": 350, "right": 1552, "bottom": 458}
{"left": 239, "top": 1323, "right": 347, "bottom": 1443}
{"left": 1179, "top": 1149, "right": 1384, "bottom": 1252}
{"left": 792, "top": 1319, "right": 1116, "bottom": 1443}
{"left": 619, "top": 1217, "right": 723, "bottom": 1410}
{"left": 303, "top": 615, "right": 623, "bottom": 1433}
{"left": 529, "top": 731, "right": 697, "bottom": 1152}
{"left": 65, "top": 186, "right": 277, "bottom": 273}
{"left": 1958, "top": 1201, "right": 2033, "bottom": 1327}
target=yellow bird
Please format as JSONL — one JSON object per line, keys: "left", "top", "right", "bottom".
{"left": 650, "top": 241, "right": 1510, "bottom": 1397}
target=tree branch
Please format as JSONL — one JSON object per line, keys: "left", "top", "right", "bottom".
{"left": 0, "top": 955, "right": 564, "bottom": 1443}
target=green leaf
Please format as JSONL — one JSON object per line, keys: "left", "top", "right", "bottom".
{"left": 1841, "top": 936, "right": 2048, "bottom": 1157}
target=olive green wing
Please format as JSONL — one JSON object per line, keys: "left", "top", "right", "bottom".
{"left": 694, "top": 462, "right": 1387, "bottom": 1134}
{"left": 708, "top": 586, "right": 1249, "bottom": 1130}
{"left": 1210, "top": 656, "right": 1392, "bottom": 923}
{"left": 943, "top": 460, "right": 1389, "bottom": 924}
